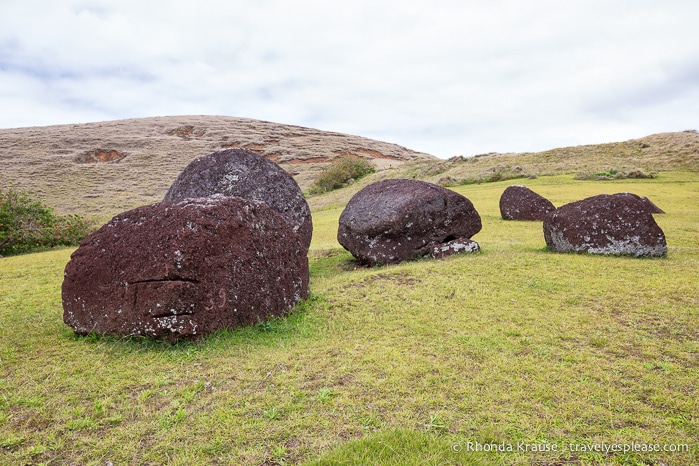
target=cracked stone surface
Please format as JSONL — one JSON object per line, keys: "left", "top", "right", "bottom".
{"left": 164, "top": 148, "right": 312, "bottom": 251}
{"left": 499, "top": 185, "right": 555, "bottom": 220}
{"left": 337, "top": 179, "right": 481, "bottom": 266}
{"left": 62, "top": 195, "right": 309, "bottom": 341}
{"left": 543, "top": 192, "right": 667, "bottom": 257}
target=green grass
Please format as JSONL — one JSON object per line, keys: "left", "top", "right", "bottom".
{"left": 1, "top": 173, "right": 698, "bottom": 465}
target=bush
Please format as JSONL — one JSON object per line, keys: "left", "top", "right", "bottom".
{"left": 574, "top": 168, "right": 657, "bottom": 181}
{"left": 308, "top": 157, "right": 376, "bottom": 194}
{"left": 437, "top": 164, "right": 534, "bottom": 187}
{"left": 0, "top": 185, "right": 93, "bottom": 256}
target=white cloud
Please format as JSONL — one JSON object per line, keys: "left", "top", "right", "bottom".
{"left": 1, "top": 0, "right": 698, "bottom": 157}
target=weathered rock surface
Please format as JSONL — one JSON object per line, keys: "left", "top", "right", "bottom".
{"left": 636, "top": 195, "right": 665, "bottom": 214}
{"left": 62, "top": 195, "right": 309, "bottom": 341}
{"left": 164, "top": 148, "right": 313, "bottom": 251}
{"left": 543, "top": 192, "right": 667, "bottom": 257}
{"left": 338, "top": 179, "right": 481, "bottom": 265}
{"left": 499, "top": 185, "right": 555, "bottom": 220}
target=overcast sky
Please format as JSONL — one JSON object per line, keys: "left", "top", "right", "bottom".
{"left": 1, "top": 1, "right": 698, "bottom": 158}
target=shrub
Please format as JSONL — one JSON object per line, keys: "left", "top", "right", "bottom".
{"left": 308, "top": 157, "right": 376, "bottom": 194}
{"left": 0, "top": 185, "right": 93, "bottom": 256}
{"left": 437, "top": 165, "right": 534, "bottom": 187}
{"left": 574, "top": 168, "right": 657, "bottom": 180}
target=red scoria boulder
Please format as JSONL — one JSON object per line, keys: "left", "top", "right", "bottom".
{"left": 543, "top": 192, "right": 667, "bottom": 257}
{"left": 337, "top": 179, "right": 481, "bottom": 266}
{"left": 164, "top": 148, "right": 312, "bottom": 251}
{"left": 499, "top": 185, "right": 555, "bottom": 220}
{"left": 62, "top": 195, "right": 309, "bottom": 341}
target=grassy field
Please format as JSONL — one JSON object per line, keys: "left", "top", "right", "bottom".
{"left": 1, "top": 173, "right": 698, "bottom": 465}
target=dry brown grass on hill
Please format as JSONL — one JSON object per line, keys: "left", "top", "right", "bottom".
{"left": 305, "top": 130, "right": 699, "bottom": 211}
{"left": 0, "top": 115, "right": 433, "bottom": 221}
{"left": 403, "top": 130, "right": 699, "bottom": 187}
{"left": 1, "top": 115, "right": 698, "bottom": 222}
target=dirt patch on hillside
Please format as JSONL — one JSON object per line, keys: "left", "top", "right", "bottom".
{"left": 75, "top": 149, "right": 127, "bottom": 163}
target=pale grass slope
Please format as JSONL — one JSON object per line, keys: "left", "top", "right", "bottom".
{"left": 404, "top": 130, "right": 699, "bottom": 187}
{"left": 1, "top": 115, "right": 698, "bottom": 222}
{"left": 307, "top": 131, "right": 699, "bottom": 212}
{"left": 0, "top": 115, "right": 434, "bottom": 221}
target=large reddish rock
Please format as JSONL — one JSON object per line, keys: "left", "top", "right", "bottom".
{"left": 62, "top": 195, "right": 309, "bottom": 341}
{"left": 338, "top": 179, "right": 481, "bottom": 266}
{"left": 500, "top": 185, "right": 555, "bottom": 220}
{"left": 543, "top": 192, "right": 667, "bottom": 257}
{"left": 164, "top": 148, "right": 312, "bottom": 251}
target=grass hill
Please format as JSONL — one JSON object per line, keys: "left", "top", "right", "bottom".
{"left": 409, "top": 130, "right": 699, "bottom": 183}
{"left": 307, "top": 129, "right": 699, "bottom": 212}
{"left": 1, "top": 116, "right": 698, "bottom": 221}
{"left": 0, "top": 115, "right": 433, "bottom": 222}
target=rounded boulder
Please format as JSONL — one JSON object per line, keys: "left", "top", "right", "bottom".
{"left": 164, "top": 148, "right": 312, "bottom": 251}
{"left": 338, "top": 179, "right": 481, "bottom": 266}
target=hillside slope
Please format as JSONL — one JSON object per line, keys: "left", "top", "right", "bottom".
{"left": 306, "top": 130, "right": 699, "bottom": 211}
{"left": 0, "top": 115, "right": 434, "bottom": 220}
{"left": 1, "top": 115, "right": 697, "bottom": 221}
{"left": 401, "top": 130, "right": 699, "bottom": 186}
